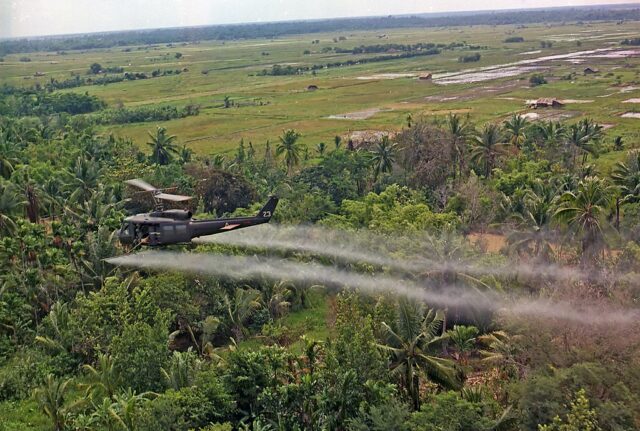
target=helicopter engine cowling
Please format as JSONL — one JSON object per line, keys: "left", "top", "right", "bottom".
{"left": 149, "top": 209, "right": 193, "bottom": 220}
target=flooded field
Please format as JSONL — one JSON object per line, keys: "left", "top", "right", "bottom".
{"left": 328, "top": 108, "right": 385, "bottom": 120}
{"left": 434, "top": 66, "right": 545, "bottom": 85}
{"left": 434, "top": 47, "right": 639, "bottom": 86}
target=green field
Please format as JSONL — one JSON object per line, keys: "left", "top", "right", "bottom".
{"left": 2, "top": 22, "right": 639, "bottom": 158}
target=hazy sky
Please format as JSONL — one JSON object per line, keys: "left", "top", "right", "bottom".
{"left": 0, "top": 0, "right": 634, "bottom": 38}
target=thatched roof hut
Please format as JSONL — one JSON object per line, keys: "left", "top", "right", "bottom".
{"left": 528, "top": 98, "right": 564, "bottom": 108}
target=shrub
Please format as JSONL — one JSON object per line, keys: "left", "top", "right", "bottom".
{"left": 459, "top": 53, "right": 481, "bottom": 63}
{"left": 529, "top": 73, "right": 547, "bottom": 86}
{"left": 109, "top": 321, "right": 170, "bottom": 392}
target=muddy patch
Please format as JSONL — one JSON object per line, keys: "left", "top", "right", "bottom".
{"left": 622, "top": 112, "right": 640, "bottom": 119}
{"left": 525, "top": 110, "right": 582, "bottom": 122}
{"left": 521, "top": 112, "right": 540, "bottom": 120}
{"left": 586, "top": 49, "right": 640, "bottom": 59}
{"left": 328, "top": 108, "right": 386, "bottom": 120}
{"left": 618, "top": 86, "right": 639, "bottom": 93}
{"left": 518, "top": 50, "right": 542, "bottom": 55}
{"left": 356, "top": 73, "right": 415, "bottom": 80}
{"left": 559, "top": 99, "right": 594, "bottom": 104}
{"left": 426, "top": 81, "right": 521, "bottom": 101}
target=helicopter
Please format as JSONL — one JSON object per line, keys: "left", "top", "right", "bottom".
{"left": 118, "top": 179, "right": 278, "bottom": 247}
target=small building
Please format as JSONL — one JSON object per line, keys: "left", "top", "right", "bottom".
{"left": 583, "top": 67, "right": 599, "bottom": 75}
{"left": 307, "top": 84, "right": 319, "bottom": 91}
{"left": 33, "top": 71, "right": 45, "bottom": 77}
{"left": 528, "top": 98, "right": 564, "bottom": 108}
{"left": 418, "top": 73, "right": 433, "bottom": 81}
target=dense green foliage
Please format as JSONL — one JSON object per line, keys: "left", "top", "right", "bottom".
{"left": 2, "top": 16, "right": 640, "bottom": 429}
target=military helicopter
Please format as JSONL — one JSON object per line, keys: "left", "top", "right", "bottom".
{"left": 118, "top": 179, "right": 278, "bottom": 247}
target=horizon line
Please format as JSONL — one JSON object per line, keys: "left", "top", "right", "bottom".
{"left": 1, "top": 1, "right": 637, "bottom": 41}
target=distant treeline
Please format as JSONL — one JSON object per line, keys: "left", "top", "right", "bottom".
{"left": 82, "top": 104, "right": 200, "bottom": 125}
{"left": 0, "top": 86, "right": 105, "bottom": 116}
{"left": 256, "top": 48, "right": 442, "bottom": 76}
{"left": 0, "top": 84, "right": 199, "bottom": 124}
{"left": 41, "top": 69, "right": 184, "bottom": 92}
{"left": 1, "top": 5, "right": 639, "bottom": 54}
{"left": 334, "top": 42, "right": 459, "bottom": 54}
{"left": 621, "top": 37, "right": 640, "bottom": 46}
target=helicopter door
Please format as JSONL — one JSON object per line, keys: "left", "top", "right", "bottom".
{"left": 118, "top": 222, "right": 135, "bottom": 244}
{"left": 148, "top": 225, "right": 162, "bottom": 245}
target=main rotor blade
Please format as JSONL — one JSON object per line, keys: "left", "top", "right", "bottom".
{"left": 156, "top": 193, "right": 192, "bottom": 202}
{"left": 125, "top": 178, "right": 157, "bottom": 192}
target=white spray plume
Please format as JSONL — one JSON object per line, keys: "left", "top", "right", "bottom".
{"left": 194, "top": 224, "right": 635, "bottom": 285}
{"left": 107, "top": 250, "right": 640, "bottom": 326}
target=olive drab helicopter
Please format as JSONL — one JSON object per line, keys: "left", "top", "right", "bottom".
{"left": 118, "top": 179, "right": 278, "bottom": 247}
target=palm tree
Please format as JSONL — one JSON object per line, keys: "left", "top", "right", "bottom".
{"left": 565, "top": 119, "right": 603, "bottom": 168}
{"left": 611, "top": 151, "right": 640, "bottom": 229}
{"left": 276, "top": 129, "right": 302, "bottom": 175}
{"left": 445, "top": 113, "right": 473, "bottom": 180}
{"left": 376, "top": 299, "right": 464, "bottom": 410}
{"left": 503, "top": 114, "right": 528, "bottom": 150}
{"left": 211, "top": 154, "right": 226, "bottom": 169}
{"left": 507, "top": 181, "right": 556, "bottom": 261}
{"left": 369, "top": 136, "right": 398, "bottom": 181}
{"left": 478, "top": 330, "right": 524, "bottom": 377}
{"left": 0, "top": 181, "right": 25, "bottom": 233}
{"left": 225, "top": 288, "right": 262, "bottom": 341}
{"left": 0, "top": 138, "right": 20, "bottom": 179}
{"left": 107, "top": 389, "right": 155, "bottom": 431}
{"left": 35, "top": 302, "right": 72, "bottom": 351}
{"left": 263, "top": 140, "right": 274, "bottom": 167}
{"left": 554, "top": 176, "right": 613, "bottom": 261}
{"left": 82, "top": 354, "right": 120, "bottom": 401}
{"left": 259, "top": 280, "right": 293, "bottom": 319}
{"left": 533, "top": 121, "right": 565, "bottom": 159}
{"left": 611, "top": 150, "right": 640, "bottom": 203}
{"left": 316, "top": 142, "right": 327, "bottom": 157}
{"left": 68, "top": 156, "right": 101, "bottom": 205}
{"left": 446, "top": 325, "right": 479, "bottom": 363}
{"left": 334, "top": 135, "right": 342, "bottom": 150}
{"left": 179, "top": 144, "right": 193, "bottom": 164}
{"left": 469, "top": 123, "right": 507, "bottom": 178}
{"left": 34, "top": 374, "right": 85, "bottom": 431}
{"left": 147, "top": 127, "right": 179, "bottom": 165}
{"left": 161, "top": 349, "right": 201, "bottom": 390}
